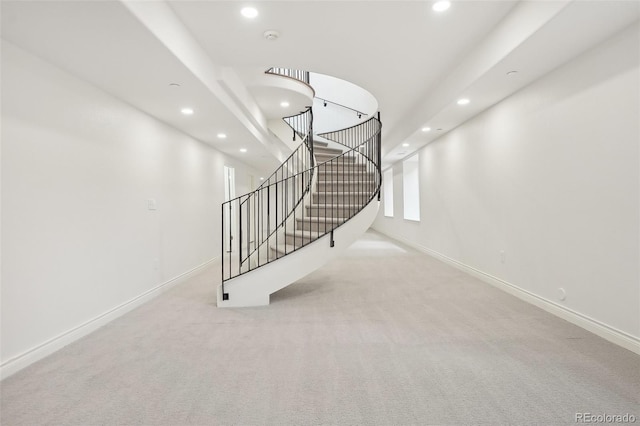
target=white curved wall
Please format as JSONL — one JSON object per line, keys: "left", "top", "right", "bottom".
{"left": 219, "top": 199, "right": 380, "bottom": 307}
{"left": 310, "top": 72, "right": 378, "bottom": 133}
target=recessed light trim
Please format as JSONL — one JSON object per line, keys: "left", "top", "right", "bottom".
{"left": 507, "top": 70, "right": 519, "bottom": 77}
{"left": 217, "top": 133, "right": 227, "bottom": 139}
{"left": 457, "top": 98, "right": 470, "bottom": 105}
{"left": 239, "top": 148, "right": 248, "bottom": 153}
{"left": 432, "top": 1, "right": 451, "bottom": 12}
{"left": 402, "top": 143, "right": 410, "bottom": 147}
{"left": 264, "top": 30, "right": 280, "bottom": 41}
{"left": 181, "top": 107, "right": 194, "bottom": 115}
{"left": 421, "top": 127, "right": 431, "bottom": 132}
{"left": 280, "top": 101, "right": 290, "bottom": 107}
{"left": 241, "top": 7, "right": 258, "bottom": 18}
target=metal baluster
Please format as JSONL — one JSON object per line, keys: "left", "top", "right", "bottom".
{"left": 228, "top": 202, "right": 232, "bottom": 277}
{"left": 267, "top": 185, "right": 270, "bottom": 262}
{"left": 221, "top": 203, "right": 225, "bottom": 286}
{"left": 239, "top": 199, "right": 243, "bottom": 276}
{"left": 247, "top": 196, "right": 251, "bottom": 271}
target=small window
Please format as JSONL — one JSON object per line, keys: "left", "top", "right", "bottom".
{"left": 383, "top": 168, "right": 394, "bottom": 217}
{"left": 403, "top": 154, "right": 420, "bottom": 221}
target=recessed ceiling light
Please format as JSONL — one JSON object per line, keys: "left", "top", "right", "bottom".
{"left": 432, "top": 1, "right": 451, "bottom": 12}
{"left": 421, "top": 127, "right": 431, "bottom": 132}
{"left": 239, "top": 148, "right": 247, "bottom": 153}
{"left": 457, "top": 98, "right": 470, "bottom": 105}
{"left": 181, "top": 107, "right": 194, "bottom": 115}
{"left": 217, "top": 133, "right": 227, "bottom": 139}
{"left": 169, "top": 83, "right": 180, "bottom": 87}
{"left": 507, "top": 70, "right": 519, "bottom": 77}
{"left": 259, "top": 177, "right": 264, "bottom": 180}
{"left": 402, "top": 143, "right": 410, "bottom": 147}
{"left": 241, "top": 7, "right": 258, "bottom": 18}
{"left": 280, "top": 101, "right": 290, "bottom": 107}
{"left": 264, "top": 30, "right": 280, "bottom": 41}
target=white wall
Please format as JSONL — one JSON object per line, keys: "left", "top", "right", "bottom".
{"left": 383, "top": 168, "right": 394, "bottom": 217}
{"left": 402, "top": 155, "right": 420, "bottom": 221}
{"left": 310, "top": 72, "right": 378, "bottom": 134}
{"left": 374, "top": 25, "right": 640, "bottom": 344}
{"left": 0, "top": 41, "right": 259, "bottom": 375}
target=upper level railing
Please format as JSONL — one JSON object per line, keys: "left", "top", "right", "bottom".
{"left": 265, "top": 67, "right": 310, "bottom": 84}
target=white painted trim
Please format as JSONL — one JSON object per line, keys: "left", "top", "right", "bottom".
{"left": 0, "top": 257, "right": 219, "bottom": 380}
{"left": 372, "top": 229, "right": 640, "bottom": 356}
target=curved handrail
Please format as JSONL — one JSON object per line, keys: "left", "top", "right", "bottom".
{"left": 238, "top": 133, "right": 315, "bottom": 266}
{"left": 222, "top": 107, "right": 315, "bottom": 284}
{"left": 265, "top": 67, "right": 309, "bottom": 84}
{"left": 316, "top": 97, "right": 367, "bottom": 118}
{"left": 221, "top": 115, "right": 381, "bottom": 285}
{"left": 318, "top": 114, "right": 381, "bottom": 150}
{"left": 256, "top": 107, "right": 314, "bottom": 190}
{"left": 221, "top": 67, "right": 382, "bottom": 298}
{"left": 274, "top": 117, "right": 382, "bottom": 257}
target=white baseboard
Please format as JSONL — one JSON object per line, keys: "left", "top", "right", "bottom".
{"left": 0, "top": 257, "right": 219, "bottom": 380}
{"left": 372, "top": 228, "right": 640, "bottom": 356}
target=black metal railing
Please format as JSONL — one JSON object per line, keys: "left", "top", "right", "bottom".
{"left": 221, "top": 62, "right": 382, "bottom": 300}
{"left": 318, "top": 114, "right": 381, "bottom": 150}
{"left": 222, "top": 108, "right": 314, "bottom": 289}
{"left": 281, "top": 106, "right": 313, "bottom": 144}
{"left": 319, "top": 112, "right": 382, "bottom": 201}
{"left": 221, "top": 113, "right": 382, "bottom": 296}
{"left": 265, "top": 67, "right": 310, "bottom": 84}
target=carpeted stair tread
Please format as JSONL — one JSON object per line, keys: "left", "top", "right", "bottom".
{"left": 284, "top": 229, "right": 323, "bottom": 238}
{"left": 317, "top": 180, "right": 375, "bottom": 184}
{"left": 318, "top": 172, "right": 370, "bottom": 175}
{"left": 314, "top": 146, "right": 344, "bottom": 155}
{"left": 314, "top": 154, "right": 356, "bottom": 163}
{"left": 295, "top": 216, "right": 348, "bottom": 223}
{"left": 306, "top": 203, "right": 367, "bottom": 208}
{"left": 314, "top": 191, "right": 371, "bottom": 195}
{"left": 269, "top": 243, "right": 299, "bottom": 255}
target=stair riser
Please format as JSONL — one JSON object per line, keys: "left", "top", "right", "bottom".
{"left": 306, "top": 206, "right": 363, "bottom": 218}
{"left": 317, "top": 172, "right": 376, "bottom": 181}
{"left": 313, "top": 147, "right": 343, "bottom": 156}
{"left": 296, "top": 220, "right": 345, "bottom": 232}
{"left": 313, "top": 193, "right": 374, "bottom": 204}
{"left": 284, "top": 233, "right": 317, "bottom": 246}
{"left": 316, "top": 164, "right": 368, "bottom": 172}
{"left": 315, "top": 154, "right": 355, "bottom": 163}
{"left": 316, "top": 182, "right": 375, "bottom": 191}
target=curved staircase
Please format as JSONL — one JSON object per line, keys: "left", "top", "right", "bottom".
{"left": 218, "top": 70, "right": 381, "bottom": 307}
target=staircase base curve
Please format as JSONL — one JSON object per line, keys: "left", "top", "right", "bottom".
{"left": 217, "top": 199, "right": 379, "bottom": 307}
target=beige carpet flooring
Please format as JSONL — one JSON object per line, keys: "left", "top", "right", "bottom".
{"left": 1, "top": 230, "right": 639, "bottom": 425}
